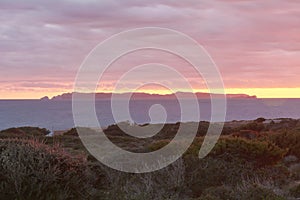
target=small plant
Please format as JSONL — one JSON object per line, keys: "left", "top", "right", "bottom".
{"left": 236, "top": 177, "right": 288, "bottom": 200}
{"left": 289, "top": 184, "right": 300, "bottom": 198}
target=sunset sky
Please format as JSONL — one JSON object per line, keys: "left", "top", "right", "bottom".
{"left": 0, "top": 0, "right": 299, "bottom": 99}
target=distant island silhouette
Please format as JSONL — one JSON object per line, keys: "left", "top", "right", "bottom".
{"left": 41, "top": 92, "right": 257, "bottom": 100}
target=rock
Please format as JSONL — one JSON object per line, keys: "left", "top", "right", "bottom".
{"left": 284, "top": 155, "right": 299, "bottom": 163}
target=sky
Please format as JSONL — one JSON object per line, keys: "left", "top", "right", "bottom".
{"left": 0, "top": 0, "right": 299, "bottom": 99}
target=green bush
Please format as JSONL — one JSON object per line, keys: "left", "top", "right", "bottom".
{"left": 148, "top": 136, "right": 286, "bottom": 167}
{"left": 289, "top": 184, "right": 300, "bottom": 197}
{"left": 148, "top": 136, "right": 289, "bottom": 196}
{"left": 268, "top": 130, "right": 300, "bottom": 158}
{"left": 235, "top": 122, "right": 265, "bottom": 132}
{"left": 0, "top": 138, "right": 91, "bottom": 200}
{"left": 210, "top": 137, "right": 287, "bottom": 167}
{"left": 183, "top": 155, "right": 258, "bottom": 196}
{"left": 255, "top": 118, "right": 266, "bottom": 123}
{"left": 63, "top": 128, "right": 79, "bottom": 136}
{"left": 0, "top": 127, "right": 50, "bottom": 139}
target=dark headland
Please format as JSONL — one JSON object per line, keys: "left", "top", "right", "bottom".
{"left": 41, "top": 92, "right": 257, "bottom": 100}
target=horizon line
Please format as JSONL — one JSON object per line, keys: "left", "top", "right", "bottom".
{"left": 1, "top": 87, "right": 300, "bottom": 99}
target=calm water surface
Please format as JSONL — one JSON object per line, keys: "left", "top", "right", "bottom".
{"left": 0, "top": 99, "right": 299, "bottom": 131}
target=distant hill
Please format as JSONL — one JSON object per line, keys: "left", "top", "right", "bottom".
{"left": 42, "top": 92, "right": 256, "bottom": 100}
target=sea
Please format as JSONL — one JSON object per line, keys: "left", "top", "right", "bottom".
{"left": 0, "top": 98, "right": 299, "bottom": 131}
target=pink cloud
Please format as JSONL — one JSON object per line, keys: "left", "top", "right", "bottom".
{"left": 0, "top": 0, "right": 299, "bottom": 95}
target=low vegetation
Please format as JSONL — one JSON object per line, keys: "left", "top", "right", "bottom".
{"left": 0, "top": 139, "right": 91, "bottom": 200}
{"left": 0, "top": 118, "right": 300, "bottom": 199}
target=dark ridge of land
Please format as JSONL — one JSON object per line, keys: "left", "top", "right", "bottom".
{"left": 41, "top": 91, "right": 257, "bottom": 101}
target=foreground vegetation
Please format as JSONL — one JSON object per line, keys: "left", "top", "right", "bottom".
{"left": 0, "top": 118, "right": 300, "bottom": 199}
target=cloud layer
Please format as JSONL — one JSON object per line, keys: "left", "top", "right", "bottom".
{"left": 0, "top": 0, "right": 299, "bottom": 98}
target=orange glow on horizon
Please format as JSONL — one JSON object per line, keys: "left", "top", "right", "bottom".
{"left": 0, "top": 88, "right": 299, "bottom": 99}
{"left": 0, "top": 91, "right": 62, "bottom": 100}
{"left": 223, "top": 88, "right": 300, "bottom": 98}
{"left": 117, "top": 88, "right": 300, "bottom": 98}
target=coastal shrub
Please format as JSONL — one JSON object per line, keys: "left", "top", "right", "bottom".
{"left": 148, "top": 136, "right": 286, "bottom": 167}
{"left": 183, "top": 155, "right": 258, "bottom": 197}
{"left": 94, "top": 158, "right": 187, "bottom": 200}
{"left": 148, "top": 137, "right": 204, "bottom": 156}
{"left": 148, "top": 139, "right": 171, "bottom": 152}
{"left": 266, "top": 119, "right": 300, "bottom": 131}
{"left": 238, "top": 187, "right": 286, "bottom": 200}
{"left": 220, "top": 126, "right": 234, "bottom": 135}
{"left": 235, "top": 177, "right": 287, "bottom": 200}
{"left": 0, "top": 138, "right": 91, "bottom": 200}
{"left": 210, "top": 137, "right": 287, "bottom": 167}
{"left": 195, "top": 177, "right": 289, "bottom": 200}
{"left": 0, "top": 127, "right": 50, "bottom": 139}
{"left": 182, "top": 154, "right": 290, "bottom": 198}
{"left": 288, "top": 163, "right": 300, "bottom": 181}
{"left": 197, "top": 185, "right": 287, "bottom": 200}
{"left": 63, "top": 128, "right": 79, "bottom": 136}
{"left": 255, "top": 117, "right": 266, "bottom": 123}
{"left": 42, "top": 135, "right": 88, "bottom": 158}
{"left": 147, "top": 136, "right": 289, "bottom": 196}
{"left": 289, "top": 184, "right": 300, "bottom": 197}
{"left": 18, "top": 126, "right": 50, "bottom": 135}
{"left": 195, "top": 121, "right": 209, "bottom": 136}
{"left": 235, "top": 122, "right": 265, "bottom": 132}
{"left": 268, "top": 130, "right": 300, "bottom": 158}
